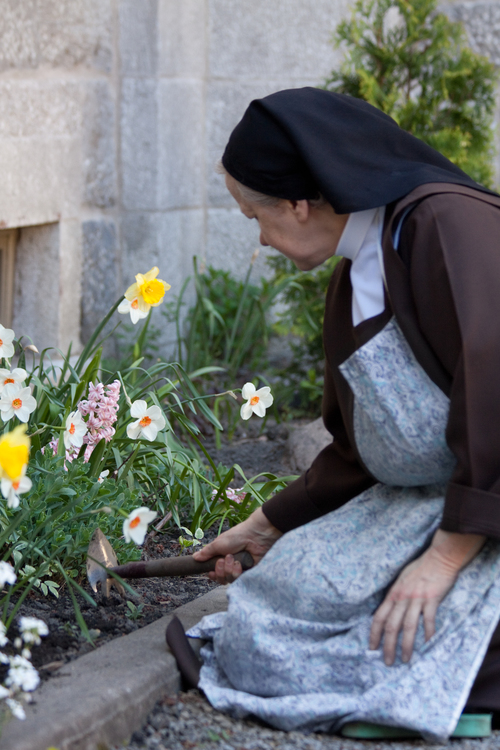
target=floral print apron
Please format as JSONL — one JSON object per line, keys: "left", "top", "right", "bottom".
{"left": 188, "top": 318, "right": 500, "bottom": 741}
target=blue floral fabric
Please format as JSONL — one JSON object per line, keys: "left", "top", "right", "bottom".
{"left": 339, "top": 317, "right": 456, "bottom": 486}
{"left": 188, "top": 318, "right": 500, "bottom": 740}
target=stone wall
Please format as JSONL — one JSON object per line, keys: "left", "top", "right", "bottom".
{"left": 0, "top": 0, "right": 499, "bottom": 355}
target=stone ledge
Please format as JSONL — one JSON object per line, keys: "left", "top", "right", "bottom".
{"left": 0, "top": 586, "right": 228, "bottom": 750}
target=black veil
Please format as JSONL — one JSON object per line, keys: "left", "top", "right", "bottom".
{"left": 222, "top": 87, "right": 492, "bottom": 213}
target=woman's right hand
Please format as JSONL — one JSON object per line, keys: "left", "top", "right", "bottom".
{"left": 193, "top": 507, "right": 282, "bottom": 583}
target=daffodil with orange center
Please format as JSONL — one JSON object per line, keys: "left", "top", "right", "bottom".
{"left": 118, "top": 267, "right": 171, "bottom": 324}
{"left": 63, "top": 411, "right": 88, "bottom": 450}
{"left": 0, "top": 384, "right": 36, "bottom": 424}
{"left": 240, "top": 382, "right": 273, "bottom": 420}
{"left": 0, "top": 368, "right": 27, "bottom": 396}
{"left": 1, "top": 469, "right": 32, "bottom": 509}
{"left": 126, "top": 400, "right": 166, "bottom": 442}
{"left": 0, "top": 325, "right": 15, "bottom": 360}
{"left": 123, "top": 507, "right": 157, "bottom": 545}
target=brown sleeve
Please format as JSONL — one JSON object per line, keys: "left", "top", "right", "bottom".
{"left": 399, "top": 193, "right": 500, "bottom": 539}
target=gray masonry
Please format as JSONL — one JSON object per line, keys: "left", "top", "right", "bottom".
{"left": 0, "top": 0, "right": 498, "bottom": 355}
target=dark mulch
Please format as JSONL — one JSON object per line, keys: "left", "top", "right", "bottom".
{"left": 7, "top": 421, "right": 295, "bottom": 680}
{"left": 7, "top": 532, "right": 219, "bottom": 680}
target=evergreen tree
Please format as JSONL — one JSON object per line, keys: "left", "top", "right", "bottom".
{"left": 325, "top": 0, "right": 497, "bottom": 186}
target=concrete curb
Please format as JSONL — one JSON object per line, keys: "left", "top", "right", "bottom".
{"left": 0, "top": 587, "right": 228, "bottom": 750}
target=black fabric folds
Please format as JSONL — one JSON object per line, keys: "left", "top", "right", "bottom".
{"left": 222, "top": 87, "right": 491, "bottom": 213}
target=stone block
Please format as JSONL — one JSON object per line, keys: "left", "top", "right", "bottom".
{"left": 0, "top": 80, "right": 82, "bottom": 139}
{"left": 159, "top": 0, "right": 207, "bottom": 77}
{"left": 0, "top": 136, "right": 81, "bottom": 228}
{"left": 206, "top": 207, "right": 274, "bottom": 281}
{"left": 158, "top": 79, "right": 205, "bottom": 209}
{"left": 206, "top": 81, "right": 295, "bottom": 207}
{"left": 209, "top": 0, "right": 347, "bottom": 80}
{"left": 81, "top": 220, "right": 118, "bottom": 348}
{"left": 12, "top": 222, "right": 60, "bottom": 353}
{"left": 0, "top": 0, "right": 37, "bottom": 71}
{"left": 119, "top": 0, "right": 158, "bottom": 76}
{"left": 82, "top": 81, "right": 116, "bottom": 208}
{"left": 121, "top": 209, "right": 204, "bottom": 356}
{"left": 0, "top": 587, "right": 228, "bottom": 750}
{"left": 37, "top": 0, "right": 113, "bottom": 71}
{"left": 288, "top": 417, "right": 332, "bottom": 472}
{"left": 57, "top": 219, "right": 83, "bottom": 352}
{"left": 121, "top": 78, "right": 158, "bottom": 210}
{"left": 445, "top": 2, "right": 500, "bottom": 67}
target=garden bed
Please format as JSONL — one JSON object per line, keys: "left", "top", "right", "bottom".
{"left": 8, "top": 421, "right": 295, "bottom": 678}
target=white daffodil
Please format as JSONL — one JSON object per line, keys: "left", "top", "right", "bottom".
{"left": 118, "top": 267, "right": 171, "bottom": 324}
{"left": 1, "top": 471, "right": 32, "bottom": 509}
{"left": 0, "top": 384, "right": 36, "bottom": 424}
{"left": 0, "top": 561, "right": 16, "bottom": 589}
{"left": 19, "top": 617, "right": 48, "bottom": 646}
{"left": 117, "top": 297, "right": 149, "bottom": 325}
{"left": 0, "top": 368, "right": 27, "bottom": 395}
{"left": 63, "top": 411, "right": 88, "bottom": 450}
{"left": 126, "top": 400, "right": 166, "bottom": 442}
{"left": 240, "top": 382, "right": 273, "bottom": 420}
{"left": 98, "top": 469, "right": 109, "bottom": 483}
{"left": 123, "top": 507, "right": 157, "bottom": 545}
{"left": 0, "top": 325, "right": 15, "bottom": 360}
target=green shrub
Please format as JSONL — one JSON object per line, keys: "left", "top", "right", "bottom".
{"left": 325, "top": 0, "right": 497, "bottom": 186}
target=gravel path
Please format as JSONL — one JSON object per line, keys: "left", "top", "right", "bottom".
{"left": 113, "top": 691, "right": 500, "bottom": 750}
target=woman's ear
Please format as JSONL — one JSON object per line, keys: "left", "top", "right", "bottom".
{"left": 286, "top": 199, "right": 311, "bottom": 223}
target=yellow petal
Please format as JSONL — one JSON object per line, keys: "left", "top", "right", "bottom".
{"left": 0, "top": 426, "right": 30, "bottom": 480}
{"left": 138, "top": 296, "right": 151, "bottom": 313}
{"left": 139, "top": 278, "right": 167, "bottom": 305}
{"left": 143, "top": 267, "right": 159, "bottom": 282}
{"left": 124, "top": 282, "right": 140, "bottom": 301}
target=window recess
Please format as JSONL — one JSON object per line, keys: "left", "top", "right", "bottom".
{"left": 0, "top": 229, "right": 17, "bottom": 329}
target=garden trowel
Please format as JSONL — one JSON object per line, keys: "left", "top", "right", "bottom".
{"left": 86, "top": 528, "right": 254, "bottom": 597}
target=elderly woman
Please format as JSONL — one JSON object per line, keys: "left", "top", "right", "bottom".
{"left": 169, "top": 87, "right": 500, "bottom": 739}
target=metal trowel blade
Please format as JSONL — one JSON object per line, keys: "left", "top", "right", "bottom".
{"left": 86, "top": 528, "right": 126, "bottom": 598}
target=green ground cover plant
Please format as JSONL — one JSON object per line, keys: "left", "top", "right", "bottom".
{"left": 0, "top": 264, "right": 292, "bottom": 725}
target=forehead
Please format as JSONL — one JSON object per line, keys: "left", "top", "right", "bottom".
{"left": 225, "top": 174, "right": 256, "bottom": 217}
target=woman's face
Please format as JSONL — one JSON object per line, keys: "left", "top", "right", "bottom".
{"left": 225, "top": 174, "right": 349, "bottom": 271}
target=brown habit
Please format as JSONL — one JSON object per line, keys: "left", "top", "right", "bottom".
{"left": 261, "top": 183, "right": 500, "bottom": 710}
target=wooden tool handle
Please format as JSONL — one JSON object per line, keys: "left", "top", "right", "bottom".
{"left": 110, "top": 551, "right": 254, "bottom": 579}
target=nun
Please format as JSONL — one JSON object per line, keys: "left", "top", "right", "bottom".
{"left": 169, "top": 87, "right": 500, "bottom": 739}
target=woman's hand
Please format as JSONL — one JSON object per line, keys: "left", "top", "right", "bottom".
{"left": 369, "top": 530, "right": 486, "bottom": 666}
{"left": 193, "top": 507, "right": 282, "bottom": 583}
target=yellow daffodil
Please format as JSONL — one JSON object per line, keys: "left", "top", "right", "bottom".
{"left": 0, "top": 425, "right": 30, "bottom": 481}
{"left": 118, "top": 267, "right": 170, "bottom": 324}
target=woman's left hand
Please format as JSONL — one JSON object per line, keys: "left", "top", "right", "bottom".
{"left": 369, "top": 529, "right": 486, "bottom": 666}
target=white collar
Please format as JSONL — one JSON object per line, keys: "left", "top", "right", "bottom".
{"left": 335, "top": 207, "right": 386, "bottom": 327}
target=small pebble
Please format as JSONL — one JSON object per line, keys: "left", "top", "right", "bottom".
{"left": 113, "top": 691, "right": 500, "bottom": 750}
